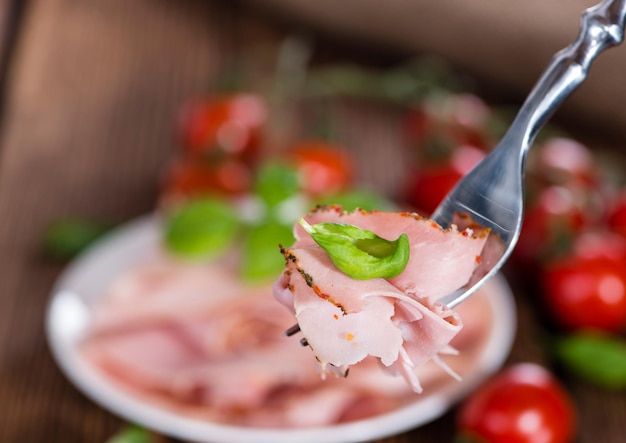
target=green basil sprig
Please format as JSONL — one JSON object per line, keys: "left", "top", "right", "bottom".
{"left": 106, "top": 425, "right": 155, "bottom": 443}
{"left": 161, "top": 161, "right": 397, "bottom": 282}
{"left": 43, "top": 219, "right": 113, "bottom": 260}
{"left": 164, "top": 198, "right": 240, "bottom": 259}
{"left": 555, "top": 332, "right": 626, "bottom": 389}
{"left": 254, "top": 161, "right": 300, "bottom": 208}
{"left": 242, "top": 220, "right": 295, "bottom": 282}
{"left": 299, "top": 218, "right": 410, "bottom": 280}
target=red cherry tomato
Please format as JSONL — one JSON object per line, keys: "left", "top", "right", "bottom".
{"left": 514, "top": 186, "right": 589, "bottom": 266}
{"left": 405, "top": 145, "right": 485, "bottom": 214}
{"left": 177, "top": 93, "right": 267, "bottom": 162}
{"left": 405, "top": 166, "right": 462, "bottom": 215}
{"left": 457, "top": 363, "right": 577, "bottom": 443}
{"left": 406, "top": 93, "right": 494, "bottom": 154}
{"left": 532, "top": 138, "right": 596, "bottom": 188}
{"left": 607, "top": 192, "right": 626, "bottom": 238}
{"left": 541, "top": 231, "right": 626, "bottom": 332}
{"left": 287, "top": 141, "right": 354, "bottom": 197}
{"left": 162, "top": 158, "right": 252, "bottom": 198}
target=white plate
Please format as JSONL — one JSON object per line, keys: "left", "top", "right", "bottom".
{"left": 46, "top": 214, "right": 517, "bottom": 443}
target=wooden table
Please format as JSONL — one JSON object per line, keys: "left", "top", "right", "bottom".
{"left": 0, "top": 1, "right": 624, "bottom": 442}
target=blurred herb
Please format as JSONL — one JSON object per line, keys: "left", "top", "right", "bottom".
{"left": 241, "top": 220, "right": 295, "bottom": 282}
{"left": 303, "top": 56, "right": 468, "bottom": 105}
{"left": 299, "top": 218, "right": 410, "bottom": 280}
{"left": 254, "top": 162, "right": 300, "bottom": 208}
{"left": 241, "top": 161, "right": 302, "bottom": 281}
{"left": 43, "top": 219, "right": 113, "bottom": 260}
{"left": 162, "top": 124, "right": 399, "bottom": 281}
{"left": 106, "top": 426, "right": 156, "bottom": 443}
{"left": 554, "top": 331, "right": 626, "bottom": 389}
{"left": 315, "top": 189, "right": 395, "bottom": 212}
{"left": 164, "top": 198, "right": 240, "bottom": 259}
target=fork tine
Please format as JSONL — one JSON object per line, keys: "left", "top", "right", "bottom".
{"left": 284, "top": 324, "right": 310, "bottom": 346}
{"left": 284, "top": 324, "right": 301, "bottom": 336}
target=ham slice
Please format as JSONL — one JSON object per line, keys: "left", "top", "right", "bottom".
{"left": 80, "top": 252, "right": 497, "bottom": 427}
{"left": 81, "top": 260, "right": 426, "bottom": 427}
{"left": 273, "top": 206, "right": 489, "bottom": 392}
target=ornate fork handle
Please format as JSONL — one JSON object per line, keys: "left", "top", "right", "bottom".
{"left": 506, "top": 0, "right": 626, "bottom": 152}
{"left": 575, "top": 0, "right": 626, "bottom": 65}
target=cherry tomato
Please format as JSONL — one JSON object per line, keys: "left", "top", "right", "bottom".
{"left": 287, "top": 140, "right": 354, "bottom": 197}
{"left": 514, "top": 186, "right": 589, "bottom": 266}
{"left": 405, "top": 145, "right": 485, "bottom": 214}
{"left": 457, "top": 363, "right": 577, "bottom": 443}
{"left": 530, "top": 138, "right": 597, "bottom": 188}
{"left": 405, "top": 166, "right": 462, "bottom": 215}
{"left": 406, "top": 93, "right": 494, "bottom": 155}
{"left": 162, "top": 158, "right": 252, "bottom": 198}
{"left": 541, "top": 231, "right": 626, "bottom": 332}
{"left": 515, "top": 137, "right": 603, "bottom": 269}
{"left": 404, "top": 93, "right": 494, "bottom": 215}
{"left": 177, "top": 93, "right": 267, "bottom": 162}
{"left": 607, "top": 192, "right": 626, "bottom": 238}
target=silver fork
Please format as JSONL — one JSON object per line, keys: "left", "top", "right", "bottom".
{"left": 434, "top": 0, "right": 626, "bottom": 308}
{"left": 285, "top": 0, "right": 626, "bottom": 342}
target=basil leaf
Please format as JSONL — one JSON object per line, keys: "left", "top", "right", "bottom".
{"left": 314, "top": 190, "right": 395, "bottom": 212}
{"left": 106, "top": 426, "right": 154, "bottom": 443}
{"left": 242, "top": 221, "right": 295, "bottom": 282}
{"left": 164, "top": 198, "right": 240, "bottom": 259}
{"left": 300, "top": 218, "right": 410, "bottom": 279}
{"left": 43, "top": 219, "right": 113, "bottom": 260}
{"left": 555, "top": 332, "right": 626, "bottom": 389}
{"left": 254, "top": 162, "right": 300, "bottom": 208}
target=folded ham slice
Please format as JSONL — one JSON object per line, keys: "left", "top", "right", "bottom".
{"left": 81, "top": 260, "right": 422, "bottom": 427}
{"left": 273, "top": 206, "right": 489, "bottom": 392}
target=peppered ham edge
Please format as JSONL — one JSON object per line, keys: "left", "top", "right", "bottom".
{"left": 273, "top": 206, "right": 490, "bottom": 393}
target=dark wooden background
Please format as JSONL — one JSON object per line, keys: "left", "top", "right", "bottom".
{"left": 0, "top": 1, "right": 624, "bottom": 442}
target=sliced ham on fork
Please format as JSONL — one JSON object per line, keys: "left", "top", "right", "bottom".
{"left": 273, "top": 206, "right": 489, "bottom": 393}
